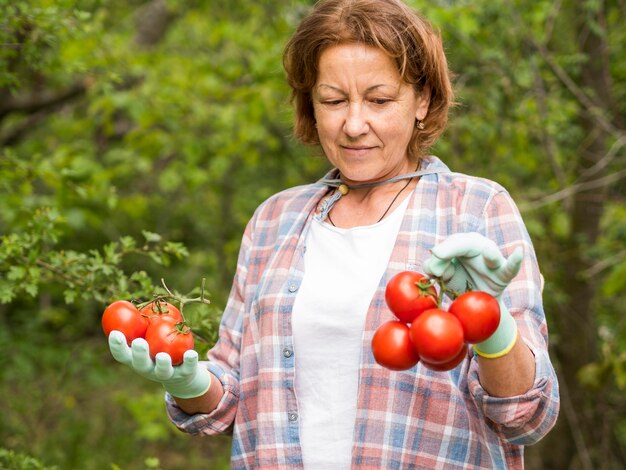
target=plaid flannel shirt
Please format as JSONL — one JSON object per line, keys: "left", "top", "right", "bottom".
{"left": 166, "top": 156, "right": 559, "bottom": 469}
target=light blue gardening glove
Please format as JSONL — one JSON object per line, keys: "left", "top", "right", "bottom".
{"left": 423, "top": 232, "right": 523, "bottom": 358}
{"left": 108, "top": 330, "right": 211, "bottom": 399}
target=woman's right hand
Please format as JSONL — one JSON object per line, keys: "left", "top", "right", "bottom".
{"left": 108, "top": 330, "right": 212, "bottom": 399}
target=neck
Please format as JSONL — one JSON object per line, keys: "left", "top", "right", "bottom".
{"left": 337, "top": 161, "right": 419, "bottom": 190}
{"left": 326, "top": 176, "right": 417, "bottom": 228}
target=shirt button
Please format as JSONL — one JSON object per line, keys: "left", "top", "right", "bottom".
{"left": 288, "top": 412, "right": 298, "bottom": 422}
{"left": 288, "top": 284, "right": 298, "bottom": 293}
{"left": 283, "top": 347, "right": 293, "bottom": 358}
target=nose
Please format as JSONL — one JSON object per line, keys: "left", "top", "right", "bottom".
{"left": 343, "top": 102, "right": 369, "bottom": 137}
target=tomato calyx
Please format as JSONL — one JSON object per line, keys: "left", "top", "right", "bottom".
{"left": 169, "top": 320, "right": 192, "bottom": 336}
{"left": 152, "top": 316, "right": 193, "bottom": 344}
{"left": 416, "top": 277, "right": 439, "bottom": 303}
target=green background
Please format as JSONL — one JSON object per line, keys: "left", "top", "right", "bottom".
{"left": 1, "top": 0, "right": 625, "bottom": 468}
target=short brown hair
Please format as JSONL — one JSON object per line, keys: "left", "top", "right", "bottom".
{"left": 283, "top": 0, "right": 454, "bottom": 161}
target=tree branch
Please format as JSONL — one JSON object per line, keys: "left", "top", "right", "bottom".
{"left": 0, "top": 110, "right": 49, "bottom": 147}
{"left": 0, "top": 82, "right": 86, "bottom": 120}
{"left": 580, "top": 135, "right": 626, "bottom": 179}
{"left": 530, "top": 38, "right": 623, "bottom": 140}
{"left": 582, "top": 249, "right": 626, "bottom": 278}
{"left": 530, "top": 55, "right": 567, "bottom": 188}
{"left": 553, "top": 360, "right": 595, "bottom": 470}
{"left": 520, "top": 169, "right": 626, "bottom": 211}
{"left": 544, "top": 0, "right": 563, "bottom": 44}
{"left": 510, "top": 0, "right": 619, "bottom": 139}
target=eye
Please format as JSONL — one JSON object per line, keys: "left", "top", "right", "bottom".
{"left": 371, "top": 98, "right": 391, "bottom": 105}
{"left": 321, "top": 99, "right": 344, "bottom": 106}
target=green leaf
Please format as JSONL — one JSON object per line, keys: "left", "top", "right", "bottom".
{"left": 0, "top": 281, "right": 16, "bottom": 304}
{"left": 103, "top": 242, "right": 121, "bottom": 265}
{"left": 7, "top": 266, "right": 26, "bottom": 281}
{"left": 144, "top": 457, "right": 161, "bottom": 469}
{"left": 148, "top": 252, "right": 164, "bottom": 265}
{"left": 163, "top": 241, "right": 189, "bottom": 259}
{"left": 0, "top": 447, "right": 58, "bottom": 469}
{"left": 119, "top": 236, "right": 136, "bottom": 251}
{"left": 142, "top": 231, "right": 162, "bottom": 243}
{"left": 24, "top": 282, "right": 39, "bottom": 298}
{"left": 63, "top": 289, "right": 77, "bottom": 304}
{"left": 603, "top": 262, "right": 626, "bottom": 297}
{"left": 577, "top": 362, "right": 606, "bottom": 390}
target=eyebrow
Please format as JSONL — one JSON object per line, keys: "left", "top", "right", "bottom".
{"left": 315, "top": 84, "right": 396, "bottom": 94}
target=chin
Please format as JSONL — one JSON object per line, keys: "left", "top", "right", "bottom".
{"left": 334, "top": 165, "right": 371, "bottom": 182}
{"left": 333, "top": 158, "right": 377, "bottom": 178}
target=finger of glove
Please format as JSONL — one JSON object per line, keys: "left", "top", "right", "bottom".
{"left": 430, "top": 233, "right": 484, "bottom": 260}
{"left": 108, "top": 330, "right": 132, "bottom": 365}
{"left": 176, "top": 349, "right": 200, "bottom": 377}
{"left": 130, "top": 338, "right": 155, "bottom": 374}
{"left": 481, "top": 244, "right": 505, "bottom": 271}
{"left": 154, "top": 352, "right": 175, "bottom": 381}
{"left": 424, "top": 255, "right": 453, "bottom": 279}
{"left": 500, "top": 246, "right": 524, "bottom": 283}
{"left": 445, "top": 261, "right": 473, "bottom": 293}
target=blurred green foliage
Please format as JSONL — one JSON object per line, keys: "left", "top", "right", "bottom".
{"left": 0, "top": 0, "right": 625, "bottom": 468}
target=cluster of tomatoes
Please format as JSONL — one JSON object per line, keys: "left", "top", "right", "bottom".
{"left": 372, "top": 271, "right": 501, "bottom": 372}
{"left": 102, "top": 299, "right": 194, "bottom": 365}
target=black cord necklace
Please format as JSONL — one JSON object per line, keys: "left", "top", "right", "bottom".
{"left": 326, "top": 175, "right": 414, "bottom": 227}
{"left": 316, "top": 161, "right": 450, "bottom": 224}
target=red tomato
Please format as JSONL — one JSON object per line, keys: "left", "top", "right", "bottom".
{"left": 385, "top": 271, "right": 438, "bottom": 324}
{"left": 371, "top": 320, "right": 420, "bottom": 371}
{"left": 144, "top": 316, "right": 194, "bottom": 365}
{"left": 421, "top": 344, "right": 468, "bottom": 372}
{"left": 449, "top": 291, "right": 500, "bottom": 343}
{"left": 101, "top": 300, "right": 148, "bottom": 345}
{"left": 409, "top": 308, "right": 465, "bottom": 364}
{"left": 140, "top": 300, "right": 183, "bottom": 324}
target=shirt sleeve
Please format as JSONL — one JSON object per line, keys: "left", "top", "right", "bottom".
{"left": 165, "top": 217, "right": 256, "bottom": 435}
{"left": 467, "top": 189, "right": 560, "bottom": 446}
{"left": 164, "top": 361, "right": 240, "bottom": 435}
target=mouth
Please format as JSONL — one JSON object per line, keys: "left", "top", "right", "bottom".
{"left": 341, "top": 145, "right": 376, "bottom": 153}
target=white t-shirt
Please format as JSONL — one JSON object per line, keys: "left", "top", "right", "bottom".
{"left": 292, "top": 195, "right": 410, "bottom": 469}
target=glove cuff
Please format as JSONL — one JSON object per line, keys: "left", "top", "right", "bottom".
{"left": 164, "top": 368, "right": 212, "bottom": 399}
{"left": 473, "top": 302, "right": 518, "bottom": 359}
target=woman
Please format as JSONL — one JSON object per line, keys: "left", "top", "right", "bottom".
{"left": 108, "top": 0, "right": 559, "bottom": 468}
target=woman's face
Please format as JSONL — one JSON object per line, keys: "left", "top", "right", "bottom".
{"left": 312, "top": 43, "right": 430, "bottom": 184}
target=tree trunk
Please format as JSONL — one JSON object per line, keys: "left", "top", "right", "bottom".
{"left": 529, "top": 3, "right": 614, "bottom": 469}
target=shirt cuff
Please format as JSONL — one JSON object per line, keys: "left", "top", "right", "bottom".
{"left": 165, "top": 361, "right": 239, "bottom": 435}
{"left": 468, "top": 339, "right": 551, "bottom": 429}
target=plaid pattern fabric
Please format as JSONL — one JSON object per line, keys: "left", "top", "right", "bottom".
{"left": 166, "top": 157, "right": 559, "bottom": 469}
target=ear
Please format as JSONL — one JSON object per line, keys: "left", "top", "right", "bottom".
{"left": 415, "top": 85, "right": 431, "bottom": 121}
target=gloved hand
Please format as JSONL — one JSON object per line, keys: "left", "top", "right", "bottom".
{"left": 108, "top": 330, "right": 211, "bottom": 399}
{"left": 423, "top": 232, "right": 523, "bottom": 358}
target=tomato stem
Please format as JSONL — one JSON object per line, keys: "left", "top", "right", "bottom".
{"left": 428, "top": 276, "right": 464, "bottom": 305}
{"left": 160, "top": 278, "right": 175, "bottom": 297}
{"left": 132, "top": 278, "right": 211, "bottom": 324}
{"left": 435, "top": 277, "right": 446, "bottom": 307}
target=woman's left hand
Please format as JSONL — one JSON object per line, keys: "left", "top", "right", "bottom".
{"left": 423, "top": 232, "right": 523, "bottom": 299}
{"left": 424, "top": 232, "right": 525, "bottom": 359}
